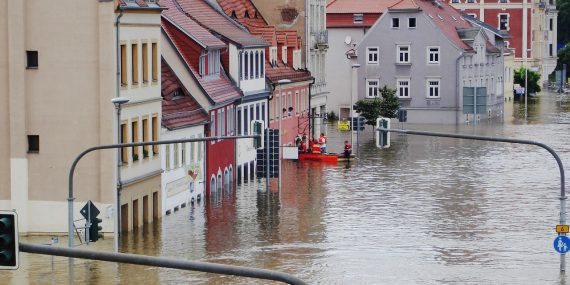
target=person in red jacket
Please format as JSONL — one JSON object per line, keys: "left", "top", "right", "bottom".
{"left": 343, "top": 140, "right": 352, "bottom": 158}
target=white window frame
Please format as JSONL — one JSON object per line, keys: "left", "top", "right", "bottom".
{"left": 366, "top": 47, "right": 379, "bottom": 64}
{"left": 408, "top": 17, "right": 417, "bottom": 28}
{"left": 366, "top": 79, "right": 379, "bottom": 98}
{"left": 498, "top": 13, "right": 509, "bottom": 31}
{"left": 392, "top": 17, "right": 400, "bottom": 28}
{"left": 427, "top": 46, "right": 440, "bottom": 65}
{"left": 397, "top": 44, "right": 411, "bottom": 64}
{"left": 397, "top": 78, "right": 410, "bottom": 98}
{"left": 353, "top": 13, "right": 363, "bottom": 24}
{"left": 426, "top": 79, "right": 441, "bottom": 98}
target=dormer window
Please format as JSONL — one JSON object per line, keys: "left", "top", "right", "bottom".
{"left": 173, "top": 88, "right": 183, "bottom": 99}
{"left": 270, "top": 47, "right": 278, "bottom": 67}
{"left": 282, "top": 46, "right": 288, "bottom": 64}
{"left": 199, "top": 49, "right": 221, "bottom": 78}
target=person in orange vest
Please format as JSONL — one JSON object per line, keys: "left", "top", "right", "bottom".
{"left": 310, "top": 137, "right": 321, "bottom": 153}
{"left": 343, "top": 140, "right": 352, "bottom": 158}
{"left": 318, "top": 133, "right": 327, "bottom": 153}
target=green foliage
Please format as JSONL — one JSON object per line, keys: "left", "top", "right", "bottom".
{"left": 354, "top": 85, "right": 400, "bottom": 128}
{"left": 555, "top": 43, "right": 570, "bottom": 75}
{"left": 514, "top": 67, "right": 541, "bottom": 93}
{"left": 327, "top": 111, "right": 339, "bottom": 121}
{"left": 558, "top": 0, "right": 570, "bottom": 45}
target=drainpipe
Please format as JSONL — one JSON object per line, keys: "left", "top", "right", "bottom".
{"left": 456, "top": 51, "right": 463, "bottom": 124}
{"left": 114, "top": 6, "right": 123, "bottom": 253}
{"left": 308, "top": 76, "right": 315, "bottom": 138}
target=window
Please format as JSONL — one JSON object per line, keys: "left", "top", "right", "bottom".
{"left": 255, "top": 51, "right": 260, "bottom": 78}
{"left": 121, "top": 45, "right": 127, "bottom": 85}
{"left": 468, "top": 13, "right": 477, "bottom": 19}
{"left": 260, "top": 50, "right": 265, "bottom": 77}
{"left": 295, "top": 91, "right": 300, "bottom": 115}
{"left": 287, "top": 92, "right": 292, "bottom": 116}
{"left": 250, "top": 51, "right": 255, "bottom": 78}
{"left": 282, "top": 46, "right": 288, "bottom": 64}
{"left": 152, "top": 116, "right": 158, "bottom": 154}
{"left": 197, "top": 136, "right": 203, "bottom": 160}
{"left": 499, "top": 0, "right": 508, "bottom": 3}
{"left": 392, "top": 18, "right": 400, "bottom": 28}
{"left": 366, "top": 79, "right": 379, "bottom": 98}
{"left": 142, "top": 118, "right": 149, "bottom": 157}
{"left": 243, "top": 107, "right": 249, "bottom": 135}
{"left": 173, "top": 143, "right": 179, "bottom": 168}
{"left": 353, "top": 13, "right": 363, "bottom": 24}
{"left": 397, "top": 45, "right": 410, "bottom": 63}
{"left": 210, "top": 113, "right": 215, "bottom": 144}
{"left": 262, "top": 103, "right": 266, "bottom": 121}
{"left": 467, "top": 0, "right": 475, "bottom": 3}
{"left": 244, "top": 52, "right": 249, "bottom": 79}
{"left": 499, "top": 14, "right": 509, "bottom": 31}
{"left": 142, "top": 43, "right": 148, "bottom": 82}
{"left": 451, "top": 0, "right": 460, "bottom": 3}
{"left": 550, "top": 44, "right": 554, "bottom": 57}
{"left": 132, "top": 43, "right": 138, "bottom": 84}
{"left": 27, "top": 135, "right": 39, "bottom": 153}
{"left": 26, "top": 51, "right": 38, "bottom": 69}
{"left": 270, "top": 47, "right": 277, "bottom": 66}
{"left": 237, "top": 107, "right": 242, "bottom": 135}
{"left": 427, "top": 47, "right": 440, "bottom": 64}
{"left": 427, "top": 79, "right": 440, "bottom": 98}
{"left": 408, "top": 18, "right": 416, "bottom": 28}
{"left": 132, "top": 120, "right": 139, "bottom": 161}
{"left": 190, "top": 138, "right": 195, "bottom": 161}
{"left": 181, "top": 143, "right": 186, "bottom": 165}
{"left": 165, "top": 145, "right": 170, "bottom": 170}
{"left": 550, "top": 18, "right": 554, "bottom": 31}
{"left": 397, "top": 79, "right": 410, "bottom": 98}
{"left": 150, "top": 42, "right": 158, "bottom": 82}
{"left": 367, "top": 47, "right": 379, "bottom": 64}
{"left": 121, "top": 123, "right": 128, "bottom": 163}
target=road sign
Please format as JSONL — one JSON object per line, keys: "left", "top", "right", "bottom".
{"left": 80, "top": 200, "right": 100, "bottom": 220}
{"left": 554, "top": 236, "right": 570, "bottom": 254}
{"left": 557, "top": 225, "right": 569, "bottom": 234}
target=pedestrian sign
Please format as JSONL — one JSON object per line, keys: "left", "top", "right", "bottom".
{"left": 557, "top": 225, "right": 569, "bottom": 234}
{"left": 554, "top": 236, "right": 570, "bottom": 254}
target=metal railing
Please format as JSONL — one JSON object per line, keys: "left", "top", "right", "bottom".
{"left": 20, "top": 243, "right": 307, "bottom": 284}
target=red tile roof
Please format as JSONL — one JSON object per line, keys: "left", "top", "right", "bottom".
{"left": 118, "top": 0, "right": 164, "bottom": 9}
{"left": 327, "top": 0, "right": 400, "bottom": 14}
{"left": 389, "top": 0, "right": 420, "bottom": 10}
{"left": 162, "top": 0, "right": 226, "bottom": 48}
{"left": 174, "top": 0, "right": 268, "bottom": 48}
{"left": 213, "top": 0, "right": 311, "bottom": 84}
{"left": 415, "top": 0, "right": 473, "bottom": 50}
{"left": 162, "top": 60, "right": 209, "bottom": 130}
{"left": 162, "top": 19, "right": 243, "bottom": 104}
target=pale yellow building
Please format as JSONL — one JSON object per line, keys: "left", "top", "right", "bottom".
{"left": 0, "top": 0, "right": 162, "bottom": 236}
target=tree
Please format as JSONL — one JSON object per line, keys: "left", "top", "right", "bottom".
{"left": 558, "top": 0, "right": 570, "bottom": 45}
{"left": 354, "top": 85, "right": 400, "bottom": 128}
{"left": 555, "top": 43, "right": 570, "bottom": 74}
{"left": 514, "top": 67, "right": 541, "bottom": 94}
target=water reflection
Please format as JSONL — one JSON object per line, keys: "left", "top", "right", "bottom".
{"left": 4, "top": 92, "right": 570, "bottom": 284}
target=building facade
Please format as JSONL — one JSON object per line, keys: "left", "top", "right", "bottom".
{"left": 451, "top": 0, "right": 558, "bottom": 82}
{"left": 0, "top": 0, "right": 162, "bottom": 234}
{"left": 357, "top": 0, "right": 506, "bottom": 124}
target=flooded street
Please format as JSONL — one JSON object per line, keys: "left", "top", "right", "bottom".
{"left": 5, "top": 91, "right": 570, "bottom": 284}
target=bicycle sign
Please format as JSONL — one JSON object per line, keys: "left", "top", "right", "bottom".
{"left": 554, "top": 236, "right": 570, "bottom": 254}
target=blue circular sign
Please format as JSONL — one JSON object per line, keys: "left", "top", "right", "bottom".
{"left": 554, "top": 236, "right": 570, "bottom": 253}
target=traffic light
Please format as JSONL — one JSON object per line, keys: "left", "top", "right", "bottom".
{"left": 0, "top": 211, "right": 19, "bottom": 270}
{"left": 375, "top": 118, "right": 390, "bottom": 148}
{"left": 89, "top": 217, "right": 103, "bottom": 242}
{"left": 250, "top": 120, "right": 265, "bottom": 149}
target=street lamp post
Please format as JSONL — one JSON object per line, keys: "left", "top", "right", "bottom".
{"left": 350, "top": 63, "right": 360, "bottom": 155}
{"left": 111, "top": 97, "right": 129, "bottom": 253}
{"left": 276, "top": 79, "right": 291, "bottom": 191}
{"left": 524, "top": 49, "right": 531, "bottom": 120}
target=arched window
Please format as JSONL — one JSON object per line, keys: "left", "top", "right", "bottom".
{"left": 210, "top": 176, "right": 216, "bottom": 197}
{"left": 229, "top": 165, "right": 233, "bottom": 192}
{"left": 260, "top": 50, "right": 264, "bottom": 77}
{"left": 224, "top": 168, "right": 230, "bottom": 193}
{"left": 244, "top": 52, "right": 249, "bottom": 79}
{"left": 238, "top": 51, "right": 243, "bottom": 80}
{"left": 255, "top": 51, "right": 259, "bottom": 78}
{"left": 217, "top": 173, "right": 222, "bottom": 192}
{"left": 250, "top": 51, "right": 254, "bottom": 80}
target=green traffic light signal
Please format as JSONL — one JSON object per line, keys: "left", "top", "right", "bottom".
{"left": 0, "top": 211, "right": 19, "bottom": 270}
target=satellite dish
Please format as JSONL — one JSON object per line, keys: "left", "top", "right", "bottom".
{"left": 344, "top": 36, "right": 352, "bottom": 45}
